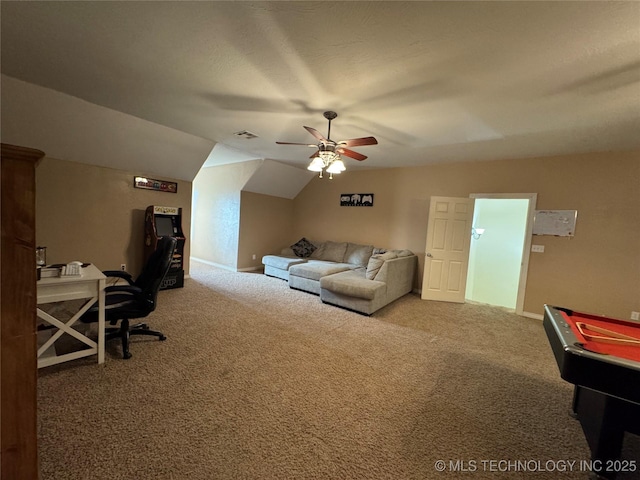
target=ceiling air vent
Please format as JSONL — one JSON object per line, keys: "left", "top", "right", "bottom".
{"left": 234, "top": 130, "right": 258, "bottom": 139}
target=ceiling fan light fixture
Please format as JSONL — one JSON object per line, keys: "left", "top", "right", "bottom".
{"left": 326, "top": 159, "right": 345, "bottom": 173}
{"left": 277, "top": 111, "right": 377, "bottom": 179}
{"left": 307, "top": 157, "right": 325, "bottom": 172}
{"left": 317, "top": 144, "right": 339, "bottom": 162}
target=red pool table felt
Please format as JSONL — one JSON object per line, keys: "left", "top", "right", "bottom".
{"left": 561, "top": 311, "right": 640, "bottom": 363}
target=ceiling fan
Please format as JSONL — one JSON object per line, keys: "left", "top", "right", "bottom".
{"left": 276, "top": 111, "right": 378, "bottom": 177}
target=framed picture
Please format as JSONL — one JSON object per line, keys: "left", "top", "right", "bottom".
{"left": 134, "top": 176, "right": 178, "bottom": 193}
{"left": 340, "top": 193, "right": 374, "bottom": 207}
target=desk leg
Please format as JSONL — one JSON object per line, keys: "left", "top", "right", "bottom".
{"left": 97, "top": 278, "right": 105, "bottom": 364}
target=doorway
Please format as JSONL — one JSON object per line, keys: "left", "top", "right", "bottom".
{"left": 465, "top": 194, "right": 536, "bottom": 314}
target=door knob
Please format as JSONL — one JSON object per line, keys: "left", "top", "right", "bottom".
{"left": 426, "top": 253, "right": 433, "bottom": 258}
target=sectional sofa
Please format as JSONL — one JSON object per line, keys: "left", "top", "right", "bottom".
{"left": 262, "top": 239, "right": 417, "bottom": 315}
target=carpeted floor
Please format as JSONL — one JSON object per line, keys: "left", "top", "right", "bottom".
{"left": 37, "top": 261, "right": 639, "bottom": 479}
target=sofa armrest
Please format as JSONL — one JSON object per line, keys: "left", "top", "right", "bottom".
{"left": 374, "top": 255, "right": 417, "bottom": 298}
{"left": 280, "top": 246, "right": 296, "bottom": 256}
{"left": 262, "top": 255, "right": 307, "bottom": 270}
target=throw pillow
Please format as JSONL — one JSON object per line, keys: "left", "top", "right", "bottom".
{"left": 290, "top": 237, "right": 317, "bottom": 258}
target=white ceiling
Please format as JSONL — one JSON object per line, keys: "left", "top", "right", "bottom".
{"left": 2, "top": 1, "right": 639, "bottom": 176}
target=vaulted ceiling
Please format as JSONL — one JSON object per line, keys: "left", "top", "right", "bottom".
{"left": 2, "top": 1, "right": 639, "bottom": 180}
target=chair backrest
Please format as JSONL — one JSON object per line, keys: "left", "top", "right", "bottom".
{"left": 134, "top": 236, "right": 177, "bottom": 311}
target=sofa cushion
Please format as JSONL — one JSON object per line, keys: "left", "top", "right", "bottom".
{"left": 310, "top": 241, "right": 347, "bottom": 263}
{"left": 365, "top": 251, "right": 398, "bottom": 280}
{"left": 290, "top": 237, "right": 317, "bottom": 258}
{"left": 344, "top": 243, "right": 374, "bottom": 267}
{"left": 320, "top": 270, "right": 386, "bottom": 300}
{"left": 289, "top": 262, "right": 352, "bottom": 281}
{"left": 392, "top": 249, "right": 414, "bottom": 257}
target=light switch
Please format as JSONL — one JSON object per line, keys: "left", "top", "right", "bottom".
{"left": 531, "top": 245, "right": 545, "bottom": 253}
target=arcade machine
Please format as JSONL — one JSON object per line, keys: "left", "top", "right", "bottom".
{"left": 144, "top": 205, "right": 185, "bottom": 289}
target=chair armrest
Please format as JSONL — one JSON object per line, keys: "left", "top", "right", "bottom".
{"left": 102, "top": 270, "right": 134, "bottom": 284}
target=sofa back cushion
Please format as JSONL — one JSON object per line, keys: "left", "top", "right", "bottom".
{"left": 365, "top": 251, "right": 398, "bottom": 280}
{"left": 311, "top": 241, "right": 348, "bottom": 263}
{"left": 344, "top": 243, "right": 374, "bottom": 267}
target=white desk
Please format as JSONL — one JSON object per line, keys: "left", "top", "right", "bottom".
{"left": 36, "top": 264, "right": 106, "bottom": 368}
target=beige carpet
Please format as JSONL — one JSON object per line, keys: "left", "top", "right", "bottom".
{"left": 37, "top": 262, "right": 639, "bottom": 479}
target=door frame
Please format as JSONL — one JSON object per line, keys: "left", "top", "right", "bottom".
{"left": 468, "top": 193, "right": 537, "bottom": 316}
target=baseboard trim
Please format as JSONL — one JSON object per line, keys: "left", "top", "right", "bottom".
{"left": 237, "top": 266, "right": 263, "bottom": 272}
{"left": 190, "top": 257, "right": 236, "bottom": 272}
{"left": 190, "top": 257, "right": 263, "bottom": 273}
{"left": 414, "top": 291, "right": 545, "bottom": 321}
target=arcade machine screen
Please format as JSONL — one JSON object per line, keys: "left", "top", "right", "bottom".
{"left": 155, "top": 216, "right": 174, "bottom": 237}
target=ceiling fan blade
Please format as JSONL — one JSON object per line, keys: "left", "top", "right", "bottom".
{"left": 337, "top": 148, "right": 368, "bottom": 161}
{"left": 310, "top": 151, "right": 320, "bottom": 158}
{"left": 338, "top": 136, "right": 378, "bottom": 147}
{"left": 276, "top": 141, "right": 317, "bottom": 146}
{"left": 304, "top": 126, "right": 328, "bottom": 142}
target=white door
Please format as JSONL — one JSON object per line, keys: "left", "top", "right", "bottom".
{"left": 421, "top": 196, "right": 475, "bottom": 302}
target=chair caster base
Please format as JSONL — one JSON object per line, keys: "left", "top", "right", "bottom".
{"left": 123, "top": 351, "right": 132, "bottom": 360}
{"left": 159, "top": 335, "right": 167, "bottom": 341}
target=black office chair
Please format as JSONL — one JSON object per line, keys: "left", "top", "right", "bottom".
{"left": 81, "top": 236, "right": 177, "bottom": 359}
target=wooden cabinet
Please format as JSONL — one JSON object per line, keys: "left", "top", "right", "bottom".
{"left": 1, "top": 143, "right": 45, "bottom": 480}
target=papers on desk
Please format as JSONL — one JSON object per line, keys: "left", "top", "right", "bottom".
{"left": 39, "top": 266, "right": 62, "bottom": 278}
{"left": 39, "top": 263, "right": 83, "bottom": 278}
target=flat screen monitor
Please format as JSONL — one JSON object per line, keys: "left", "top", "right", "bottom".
{"left": 155, "top": 216, "right": 175, "bottom": 237}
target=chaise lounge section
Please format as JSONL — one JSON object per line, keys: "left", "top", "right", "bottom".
{"left": 262, "top": 239, "right": 417, "bottom": 315}
{"left": 262, "top": 255, "right": 307, "bottom": 281}
{"left": 320, "top": 251, "right": 417, "bottom": 315}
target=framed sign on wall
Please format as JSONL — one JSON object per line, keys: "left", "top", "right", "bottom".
{"left": 134, "top": 176, "right": 178, "bottom": 193}
{"left": 340, "top": 193, "right": 374, "bottom": 207}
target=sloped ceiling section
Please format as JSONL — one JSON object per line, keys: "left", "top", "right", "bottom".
{"left": 1, "top": 75, "right": 214, "bottom": 181}
{"left": 2, "top": 1, "right": 639, "bottom": 172}
{"left": 242, "top": 159, "right": 314, "bottom": 200}
{"left": 202, "top": 143, "right": 262, "bottom": 168}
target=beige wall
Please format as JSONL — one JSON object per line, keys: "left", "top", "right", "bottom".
{"left": 291, "top": 150, "right": 640, "bottom": 319}
{"left": 293, "top": 168, "right": 403, "bottom": 247}
{"left": 238, "top": 191, "right": 294, "bottom": 270}
{"left": 35, "top": 157, "right": 192, "bottom": 276}
{"left": 191, "top": 160, "right": 262, "bottom": 269}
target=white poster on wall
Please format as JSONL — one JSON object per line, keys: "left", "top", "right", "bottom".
{"left": 533, "top": 210, "right": 577, "bottom": 236}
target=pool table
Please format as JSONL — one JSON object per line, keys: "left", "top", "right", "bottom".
{"left": 543, "top": 305, "right": 640, "bottom": 479}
